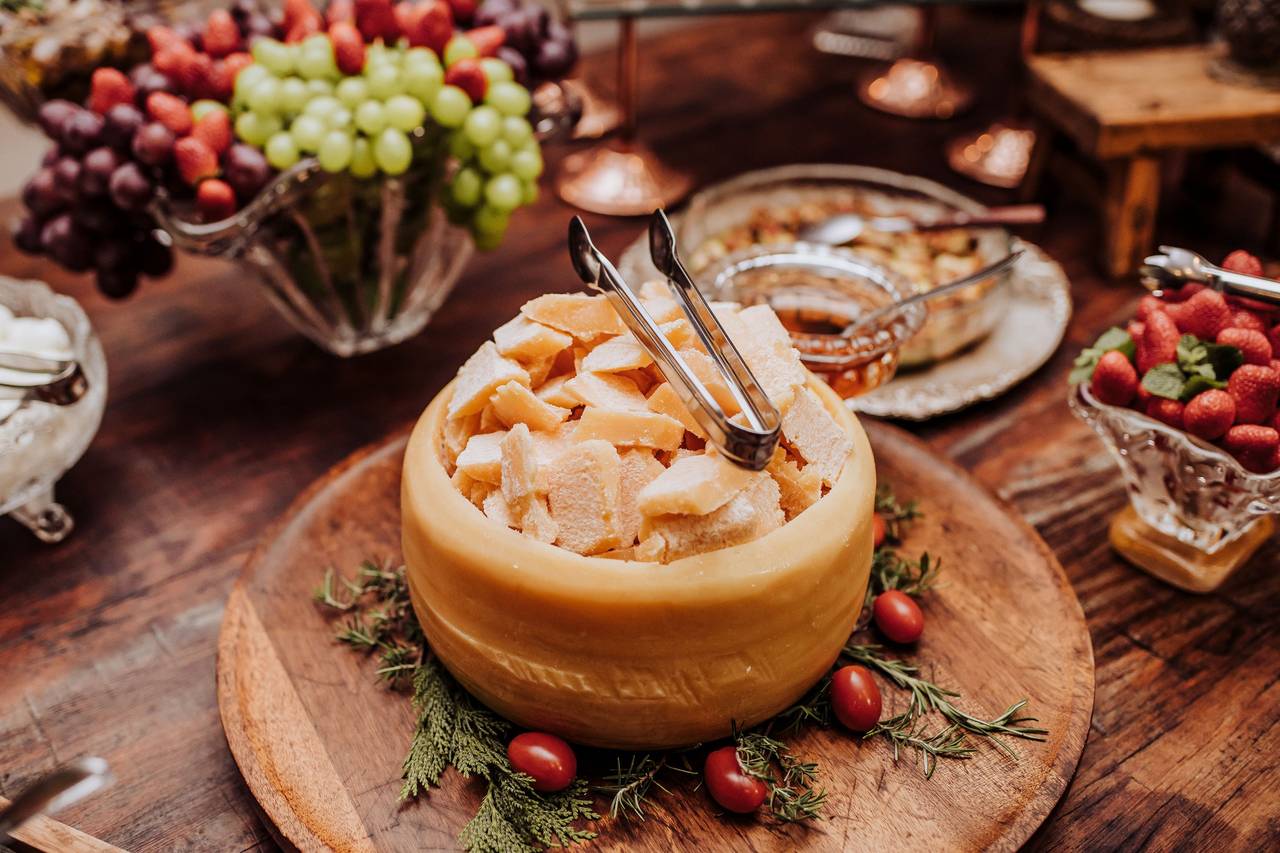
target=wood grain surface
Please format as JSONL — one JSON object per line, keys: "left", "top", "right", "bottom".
{"left": 217, "top": 423, "right": 1093, "bottom": 852}
{"left": 2, "top": 7, "right": 1278, "bottom": 851}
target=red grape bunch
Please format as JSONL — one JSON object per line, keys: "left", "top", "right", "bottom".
{"left": 474, "top": 0, "right": 577, "bottom": 85}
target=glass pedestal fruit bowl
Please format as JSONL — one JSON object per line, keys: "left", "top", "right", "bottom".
{"left": 0, "top": 278, "right": 107, "bottom": 543}
{"left": 1070, "top": 383, "right": 1280, "bottom": 592}
{"left": 401, "top": 376, "right": 875, "bottom": 750}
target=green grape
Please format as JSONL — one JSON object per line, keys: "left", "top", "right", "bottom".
{"left": 247, "top": 78, "right": 282, "bottom": 115}
{"left": 297, "top": 35, "right": 338, "bottom": 80}
{"left": 521, "top": 179, "right": 539, "bottom": 205}
{"left": 265, "top": 131, "right": 300, "bottom": 169}
{"left": 501, "top": 115, "right": 533, "bottom": 147}
{"left": 384, "top": 94, "right": 426, "bottom": 132}
{"left": 403, "top": 61, "right": 444, "bottom": 103}
{"left": 474, "top": 203, "right": 509, "bottom": 235}
{"left": 317, "top": 130, "right": 354, "bottom": 173}
{"left": 443, "top": 36, "right": 477, "bottom": 67}
{"left": 304, "top": 95, "right": 342, "bottom": 120}
{"left": 373, "top": 127, "right": 413, "bottom": 175}
{"left": 365, "top": 64, "right": 401, "bottom": 100}
{"left": 430, "top": 85, "right": 471, "bottom": 128}
{"left": 451, "top": 166, "right": 482, "bottom": 207}
{"left": 509, "top": 146, "right": 542, "bottom": 181}
{"left": 336, "top": 77, "right": 368, "bottom": 108}
{"left": 279, "top": 77, "right": 309, "bottom": 114}
{"left": 486, "top": 81, "right": 531, "bottom": 118}
{"left": 252, "top": 39, "right": 295, "bottom": 76}
{"left": 354, "top": 101, "right": 387, "bottom": 135}
{"left": 484, "top": 174, "right": 521, "bottom": 211}
{"left": 328, "top": 108, "right": 353, "bottom": 130}
{"left": 478, "top": 138, "right": 511, "bottom": 173}
{"left": 404, "top": 47, "right": 441, "bottom": 70}
{"left": 367, "top": 42, "right": 399, "bottom": 67}
{"left": 234, "top": 111, "right": 281, "bottom": 146}
{"left": 234, "top": 64, "right": 271, "bottom": 102}
{"left": 190, "top": 100, "right": 226, "bottom": 121}
{"left": 479, "top": 58, "right": 514, "bottom": 85}
{"left": 463, "top": 105, "right": 502, "bottom": 146}
{"left": 306, "top": 79, "right": 334, "bottom": 97}
{"left": 350, "top": 137, "right": 377, "bottom": 178}
{"left": 290, "top": 114, "right": 327, "bottom": 153}
{"left": 449, "top": 132, "right": 475, "bottom": 160}
{"left": 473, "top": 228, "right": 504, "bottom": 251}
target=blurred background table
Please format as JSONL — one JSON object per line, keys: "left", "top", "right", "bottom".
{"left": 1, "top": 6, "right": 1277, "bottom": 850}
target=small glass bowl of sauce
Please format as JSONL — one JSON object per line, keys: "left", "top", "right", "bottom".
{"left": 705, "top": 244, "right": 925, "bottom": 398}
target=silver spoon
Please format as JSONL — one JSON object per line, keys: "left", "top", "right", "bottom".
{"left": 1140, "top": 246, "right": 1280, "bottom": 306}
{"left": 798, "top": 204, "right": 1045, "bottom": 245}
{"left": 0, "top": 351, "right": 88, "bottom": 406}
{"left": 840, "top": 249, "right": 1024, "bottom": 339}
{"left": 0, "top": 757, "right": 112, "bottom": 841}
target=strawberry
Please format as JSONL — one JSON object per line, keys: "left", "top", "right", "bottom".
{"left": 1217, "top": 327, "right": 1272, "bottom": 366}
{"left": 196, "top": 178, "right": 237, "bottom": 222}
{"left": 1145, "top": 397, "right": 1185, "bottom": 429}
{"left": 174, "top": 136, "right": 219, "bottom": 185}
{"left": 1164, "top": 282, "right": 1205, "bottom": 303}
{"left": 1127, "top": 319, "right": 1145, "bottom": 340}
{"left": 1268, "top": 444, "right": 1280, "bottom": 473}
{"left": 1091, "top": 350, "right": 1138, "bottom": 407}
{"left": 146, "top": 25, "right": 187, "bottom": 56}
{"left": 146, "top": 91, "right": 193, "bottom": 135}
{"left": 1136, "top": 294, "right": 1167, "bottom": 321}
{"left": 446, "top": 0, "right": 476, "bottom": 23}
{"left": 445, "top": 57, "right": 487, "bottom": 102}
{"left": 203, "top": 9, "right": 241, "bottom": 58}
{"left": 221, "top": 52, "right": 254, "bottom": 92}
{"left": 1222, "top": 249, "right": 1263, "bottom": 277}
{"left": 192, "top": 108, "right": 232, "bottom": 155}
{"left": 407, "top": 1, "right": 453, "bottom": 52}
{"left": 1227, "top": 309, "right": 1269, "bottom": 334}
{"left": 1168, "top": 288, "right": 1230, "bottom": 340}
{"left": 1135, "top": 383, "right": 1153, "bottom": 408}
{"left": 1223, "top": 425, "right": 1279, "bottom": 473}
{"left": 467, "top": 24, "right": 505, "bottom": 56}
{"left": 205, "top": 58, "right": 236, "bottom": 101}
{"left": 1137, "top": 309, "right": 1180, "bottom": 374}
{"left": 88, "top": 68, "right": 135, "bottom": 115}
{"left": 1227, "top": 364, "right": 1280, "bottom": 424}
{"left": 287, "top": 16, "right": 323, "bottom": 42}
{"left": 330, "top": 22, "right": 366, "bottom": 75}
{"left": 1183, "top": 390, "right": 1236, "bottom": 440}
{"left": 283, "top": 0, "right": 321, "bottom": 32}
{"left": 1270, "top": 323, "right": 1280, "bottom": 355}
{"left": 395, "top": 0, "right": 418, "bottom": 36}
{"left": 356, "top": 0, "right": 400, "bottom": 43}
{"left": 326, "top": 0, "right": 356, "bottom": 26}
{"left": 185, "top": 51, "right": 217, "bottom": 100}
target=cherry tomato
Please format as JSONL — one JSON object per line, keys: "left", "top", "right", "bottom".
{"left": 830, "top": 665, "right": 882, "bottom": 732}
{"left": 703, "top": 746, "right": 767, "bottom": 814}
{"left": 507, "top": 732, "right": 577, "bottom": 792}
{"left": 872, "top": 514, "right": 887, "bottom": 548}
{"left": 873, "top": 589, "right": 925, "bottom": 643}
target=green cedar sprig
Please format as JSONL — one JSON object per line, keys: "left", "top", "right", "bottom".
{"left": 733, "top": 726, "right": 828, "bottom": 822}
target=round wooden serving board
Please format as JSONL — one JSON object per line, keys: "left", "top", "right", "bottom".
{"left": 217, "top": 420, "right": 1094, "bottom": 852}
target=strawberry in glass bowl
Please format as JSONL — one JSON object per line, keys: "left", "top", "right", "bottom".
{"left": 1069, "top": 250, "right": 1280, "bottom": 592}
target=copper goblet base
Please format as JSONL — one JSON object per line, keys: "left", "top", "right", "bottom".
{"left": 857, "top": 58, "right": 974, "bottom": 120}
{"left": 563, "top": 79, "right": 623, "bottom": 140}
{"left": 555, "top": 141, "right": 693, "bottom": 216}
{"left": 946, "top": 121, "right": 1038, "bottom": 189}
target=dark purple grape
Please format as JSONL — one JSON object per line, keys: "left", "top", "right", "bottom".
{"left": 72, "top": 199, "right": 120, "bottom": 233}
{"left": 79, "top": 147, "right": 121, "bottom": 197}
{"left": 534, "top": 38, "right": 576, "bottom": 79}
{"left": 243, "top": 13, "right": 275, "bottom": 39}
{"left": 96, "top": 266, "right": 140, "bottom": 299}
{"left": 62, "top": 109, "right": 104, "bottom": 155}
{"left": 496, "top": 46, "right": 529, "bottom": 85}
{"left": 232, "top": 0, "right": 257, "bottom": 20}
{"left": 52, "top": 156, "right": 82, "bottom": 197}
{"left": 102, "top": 103, "right": 145, "bottom": 151}
{"left": 22, "top": 168, "right": 65, "bottom": 218}
{"left": 504, "top": 6, "right": 544, "bottom": 53}
{"left": 139, "top": 237, "right": 174, "bottom": 278}
{"left": 132, "top": 122, "right": 175, "bottom": 167}
{"left": 37, "top": 99, "right": 77, "bottom": 141}
{"left": 223, "top": 143, "right": 271, "bottom": 200}
{"left": 109, "top": 162, "right": 155, "bottom": 211}
{"left": 41, "top": 147, "right": 61, "bottom": 167}
{"left": 173, "top": 21, "right": 202, "bottom": 51}
{"left": 11, "top": 216, "right": 43, "bottom": 255}
{"left": 93, "top": 240, "right": 132, "bottom": 271}
{"left": 40, "top": 214, "right": 93, "bottom": 272}
{"left": 474, "top": 0, "right": 515, "bottom": 28}
{"left": 129, "top": 65, "right": 175, "bottom": 104}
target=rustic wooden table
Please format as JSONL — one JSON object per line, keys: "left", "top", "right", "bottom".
{"left": 2, "top": 9, "right": 1277, "bottom": 851}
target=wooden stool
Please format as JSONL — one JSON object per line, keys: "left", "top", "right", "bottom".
{"left": 1025, "top": 44, "right": 1280, "bottom": 277}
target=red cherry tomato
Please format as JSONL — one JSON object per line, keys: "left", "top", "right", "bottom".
{"left": 703, "top": 746, "right": 767, "bottom": 814}
{"left": 872, "top": 514, "right": 887, "bottom": 548}
{"left": 830, "top": 665, "right": 882, "bottom": 732}
{"left": 507, "top": 732, "right": 577, "bottom": 792}
{"left": 873, "top": 589, "right": 924, "bottom": 644}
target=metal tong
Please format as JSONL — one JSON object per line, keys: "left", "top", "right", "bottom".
{"left": 568, "top": 211, "right": 782, "bottom": 471}
{"left": 1141, "top": 246, "right": 1280, "bottom": 306}
{"left": 0, "top": 350, "right": 87, "bottom": 406}
{"left": 0, "top": 756, "right": 112, "bottom": 842}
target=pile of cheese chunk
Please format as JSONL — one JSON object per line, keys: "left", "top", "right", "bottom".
{"left": 440, "top": 284, "right": 854, "bottom": 562}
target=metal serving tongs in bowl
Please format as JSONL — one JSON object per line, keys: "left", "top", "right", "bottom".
{"left": 0, "top": 350, "right": 88, "bottom": 406}
{"left": 1141, "top": 246, "right": 1280, "bottom": 306}
{"left": 568, "top": 211, "right": 782, "bottom": 471}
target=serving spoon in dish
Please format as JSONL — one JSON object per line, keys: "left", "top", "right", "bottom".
{"left": 0, "top": 350, "right": 88, "bottom": 406}
{"left": 798, "top": 204, "right": 1044, "bottom": 245}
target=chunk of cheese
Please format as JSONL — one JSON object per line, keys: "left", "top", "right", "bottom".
{"left": 733, "top": 304, "right": 807, "bottom": 411}
{"left": 616, "top": 449, "right": 666, "bottom": 545}
{"left": 581, "top": 333, "right": 653, "bottom": 373}
{"left": 679, "top": 348, "right": 742, "bottom": 416}
{"left": 442, "top": 411, "right": 481, "bottom": 469}
{"left": 520, "top": 496, "right": 558, "bottom": 544}
{"left": 563, "top": 371, "right": 648, "bottom": 412}
{"left": 454, "top": 431, "right": 507, "bottom": 484}
{"left": 548, "top": 439, "right": 622, "bottom": 555}
{"left": 449, "top": 342, "right": 530, "bottom": 419}
{"left": 573, "top": 406, "right": 685, "bottom": 451}
{"left": 521, "top": 293, "right": 627, "bottom": 339}
{"left": 781, "top": 387, "right": 853, "bottom": 486}
{"left": 639, "top": 280, "right": 684, "bottom": 323}
{"left": 493, "top": 314, "right": 573, "bottom": 362}
{"left": 646, "top": 382, "right": 705, "bottom": 438}
{"left": 660, "top": 318, "right": 696, "bottom": 349}
{"left": 535, "top": 374, "right": 580, "bottom": 409}
{"left": 767, "top": 446, "right": 822, "bottom": 518}
{"left": 490, "top": 381, "right": 570, "bottom": 432}
{"left": 501, "top": 424, "right": 540, "bottom": 519}
{"left": 637, "top": 452, "right": 755, "bottom": 517}
{"left": 641, "top": 474, "right": 784, "bottom": 562}
{"left": 482, "top": 489, "right": 516, "bottom": 528}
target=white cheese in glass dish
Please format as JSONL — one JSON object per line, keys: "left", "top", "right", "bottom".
{"left": 0, "top": 277, "right": 106, "bottom": 542}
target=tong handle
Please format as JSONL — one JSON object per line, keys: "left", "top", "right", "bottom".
{"left": 1214, "top": 269, "right": 1280, "bottom": 305}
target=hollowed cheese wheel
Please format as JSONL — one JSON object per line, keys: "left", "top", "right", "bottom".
{"left": 402, "top": 376, "right": 875, "bottom": 749}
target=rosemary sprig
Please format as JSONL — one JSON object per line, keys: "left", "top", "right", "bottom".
{"left": 875, "top": 484, "right": 920, "bottom": 542}
{"left": 594, "top": 753, "right": 694, "bottom": 821}
{"left": 871, "top": 718, "right": 973, "bottom": 779}
{"left": 733, "top": 727, "right": 827, "bottom": 823}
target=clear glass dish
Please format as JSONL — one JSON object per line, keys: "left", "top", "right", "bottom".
{"left": 670, "top": 164, "right": 1013, "bottom": 369}
{"left": 0, "top": 277, "right": 107, "bottom": 543}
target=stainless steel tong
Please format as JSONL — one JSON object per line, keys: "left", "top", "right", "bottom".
{"left": 0, "top": 350, "right": 88, "bottom": 406}
{"left": 1141, "top": 246, "right": 1280, "bottom": 306}
{"left": 0, "top": 756, "right": 112, "bottom": 842}
{"left": 568, "top": 212, "right": 782, "bottom": 471}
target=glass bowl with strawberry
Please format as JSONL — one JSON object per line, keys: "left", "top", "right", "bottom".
{"left": 9, "top": 0, "right": 575, "bottom": 356}
{"left": 1069, "top": 249, "right": 1280, "bottom": 592}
